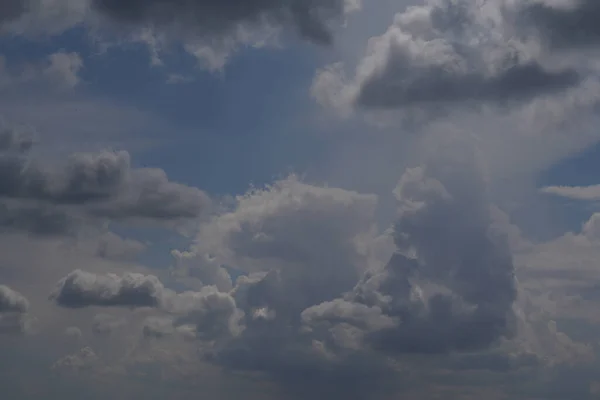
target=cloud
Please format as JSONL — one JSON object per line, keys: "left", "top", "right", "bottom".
{"left": 301, "top": 163, "right": 517, "bottom": 355}
{"left": 93, "top": 232, "right": 146, "bottom": 261}
{"left": 0, "top": 123, "right": 210, "bottom": 235}
{"left": 0, "top": 121, "right": 34, "bottom": 153}
{"left": 0, "top": 284, "right": 31, "bottom": 334}
{"left": 0, "top": 0, "right": 27, "bottom": 24}
{"left": 0, "top": 0, "right": 88, "bottom": 36}
{"left": 163, "top": 285, "right": 243, "bottom": 339}
{"left": 91, "top": 313, "right": 126, "bottom": 336}
{"left": 52, "top": 346, "right": 99, "bottom": 372}
{"left": 0, "top": 0, "right": 359, "bottom": 69}
{"left": 32, "top": 166, "right": 596, "bottom": 399}
{"left": 50, "top": 269, "right": 165, "bottom": 308}
{"left": 541, "top": 184, "right": 600, "bottom": 201}
{"left": 142, "top": 316, "right": 176, "bottom": 339}
{"left": 146, "top": 165, "right": 561, "bottom": 399}
{"left": 0, "top": 51, "right": 83, "bottom": 90}
{"left": 51, "top": 269, "right": 244, "bottom": 340}
{"left": 64, "top": 326, "right": 83, "bottom": 341}
{"left": 521, "top": 0, "right": 600, "bottom": 49}
{"left": 187, "top": 175, "right": 378, "bottom": 295}
{"left": 312, "top": 0, "right": 597, "bottom": 122}
{"left": 92, "top": 0, "right": 353, "bottom": 46}
{"left": 0, "top": 284, "right": 29, "bottom": 313}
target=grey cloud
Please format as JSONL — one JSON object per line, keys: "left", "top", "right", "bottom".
{"left": 355, "top": 164, "right": 516, "bottom": 354}
{"left": 21, "top": 151, "right": 131, "bottom": 204}
{"left": 0, "top": 124, "right": 210, "bottom": 235}
{"left": 92, "top": 0, "right": 350, "bottom": 46}
{"left": 301, "top": 299, "right": 396, "bottom": 333}
{"left": 89, "top": 167, "right": 210, "bottom": 221}
{"left": 163, "top": 285, "right": 243, "bottom": 339}
{"left": 179, "top": 169, "right": 517, "bottom": 398}
{"left": 0, "top": 51, "right": 83, "bottom": 90}
{"left": 0, "top": 0, "right": 357, "bottom": 69}
{"left": 95, "top": 232, "right": 146, "bottom": 261}
{"left": 51, "top": 269, "right": 243, "bottom": 340}
{"left": 92, "top": 313, "right": 126, "bottom": 336}
{"left": 541, "top": 184, "right": 600, "bottom": 201}
{"left": 64, "top": 326, "right": 83, "bottom": 340}
{"left": 315, "top": 0, "right": 586, "bottom": 116}
{"left": 190, "top": 175, "right": 378, "bottom": 309}
{"left": 0, "top": 284, "right": 29, "bottom": 313}
{"left": 287, "top": 163, "right": 517, "bottom": 358}
{"left": 50, "top": 269, "right": 165, "bottom": 308}
{"left": 0, "top": 122, "right": 33, "bottom": 153}
{"left": 0, "top": 284, "right": 31, "bottom": 334}
{"left": 143, "top": 316, "right": 175, "bottom": 338}
{"left": 522, "top": 0, "right": 600, "bottom": 49}
{"left": 52, "top": 347, "right": 99, "bottom": 372}
{"left": 354, "top": 0, "right": 580, "bottom": 109}
{"left": 0, "top": 0, "right": 26, "bottom": 24}
{"left": 357, "top": 59, "right": 580, "bottom": 109}
{"left": 0, "top": 201, "right": 79, "bottom": 236}
{"left": 170, "top": 177, "right": 385, "bottom": 384}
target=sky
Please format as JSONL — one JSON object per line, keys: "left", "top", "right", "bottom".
{"left": 3, "top": 0, "right": 600, "bottom": 399}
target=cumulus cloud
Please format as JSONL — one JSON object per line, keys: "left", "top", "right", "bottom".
{"left": 541, "top": 184, "right": 600, "bottom": 201}
{"left": 313, "top": 0, "right": 600, "bottom": 121}
{"left": 0, "top": 123, "right": 210, "bottom": 235}
{"left": 40, "top": 166, "right": 594, "bottom": 398}
{"left": 0, "top": 284, "right": 31, "bottom": 334}
{"left": 300, "top": 163, "right": 517, "bottom": 355}
{"left": 50, "top": 269, "right": 165, "bottom": 308}
{"left": 187, "top": 175, "right": 378, "bottom": 300}
{"left": 51, "top": 269, "right": 243, "bottom": 340}
{"left": 163, "top": 285, "right": 243, "bottom": 339}
{"left": 137, "top": 165, "right": 547, "bottom": 399}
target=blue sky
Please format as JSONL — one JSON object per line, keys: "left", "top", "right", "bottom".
{"left": 3, "top": 1, "right": 600, "bottom": 399}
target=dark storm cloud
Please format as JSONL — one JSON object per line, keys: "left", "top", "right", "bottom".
{"left": 92, "top": 0, "right": 350, "bottom": 45}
